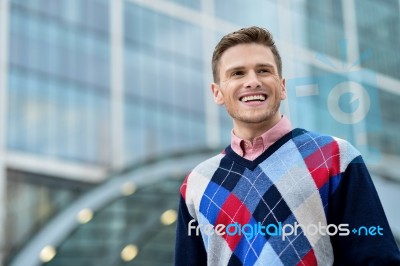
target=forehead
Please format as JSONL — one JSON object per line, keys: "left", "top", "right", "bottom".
{"left": 219, "top": 43, "right": 276, "bottom": 71}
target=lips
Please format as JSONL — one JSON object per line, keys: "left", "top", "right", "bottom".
{"left": 239, "top": 94, "right": 267, "bottom": 102}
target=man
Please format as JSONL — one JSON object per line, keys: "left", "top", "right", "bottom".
{"left": 175, "top": 26, "right": 400, "bottom": 265}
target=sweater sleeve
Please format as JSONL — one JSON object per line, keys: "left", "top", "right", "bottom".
{"left": 174, "top": 194, "right": 207, "bottom": 266}
{"left": 328, "top": 155, "right": 400, "bottom": 265}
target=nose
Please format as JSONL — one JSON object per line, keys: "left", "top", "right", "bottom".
{"left": 244, "top": 71, "right": 261, "bottom": 89}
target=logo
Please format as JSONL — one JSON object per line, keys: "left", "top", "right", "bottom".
{"left": 188, "top": 220, "right": 384, "bottom": 240}
{"left": 285, "top": 40, "right": 381, "bottom": 162}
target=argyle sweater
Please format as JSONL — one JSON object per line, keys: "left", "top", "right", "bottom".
{"left": 175, "top": 129, "right": 400, "bottom": 265}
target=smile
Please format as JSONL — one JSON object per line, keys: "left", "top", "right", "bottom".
{"left": 240, "top": 94, "right": 266, "bottom": 102}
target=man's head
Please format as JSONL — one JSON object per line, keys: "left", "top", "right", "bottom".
{"left": 210, "top": 27, "right": 286, "bottom": 139}
{"left": 212, "top": 26, "right": 282, "bottom": 83}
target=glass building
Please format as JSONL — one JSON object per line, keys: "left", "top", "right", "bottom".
{"left": 0, "top": 0, "right": 399, "bottom": 265}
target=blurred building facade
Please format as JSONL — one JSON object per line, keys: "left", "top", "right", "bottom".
{"left": 0, "top": 0, "right": 399, "bottom": 265}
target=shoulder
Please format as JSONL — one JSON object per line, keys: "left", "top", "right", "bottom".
{"left": 331, "top": 135, "right": 362, "bottom": 172}
{"left": 293, "top": 129, "right": 361, "bottom": 169}
{"left": 191, "top": 152, "right": 226, "bottom": 178}
{"left": 180, "top": 152, "right": 226, "bottom": 200}
{"left": 179, "top": 152, "right": 227, "bottom": 219}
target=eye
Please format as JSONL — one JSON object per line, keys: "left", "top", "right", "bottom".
{"left": 232, "top": 71, "right": 244, "bottom": 77}
{"left": 258, "top": 69, "right": 271, "bottom": 74}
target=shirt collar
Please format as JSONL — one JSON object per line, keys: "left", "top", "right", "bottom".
{"left": 231, "top": 116, "right": 292, "bottom": 158}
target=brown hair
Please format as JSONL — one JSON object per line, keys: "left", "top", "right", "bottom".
{"left": 211, "top": 26, "right": 282, "bottom": 83}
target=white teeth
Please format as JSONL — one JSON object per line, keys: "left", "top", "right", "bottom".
{"left": 241, "top": 95, "right": 266, "bottom": 102}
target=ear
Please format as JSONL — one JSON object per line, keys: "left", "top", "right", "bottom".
{"left": 211, "top": 83, "right": 224, "bottom": 105}
{"left": 280, "top": 78, "right": 287, "bottom": 100}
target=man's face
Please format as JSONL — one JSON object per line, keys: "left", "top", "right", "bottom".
{"left": 211, "top": 43, "right": 286, "bottom": 128}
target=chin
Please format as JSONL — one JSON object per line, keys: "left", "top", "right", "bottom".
{"left": 234, "top": 114, "right": 273, "bottom": 124}
{"left": 227, "top": 106, "right": 280, "bottom": 123}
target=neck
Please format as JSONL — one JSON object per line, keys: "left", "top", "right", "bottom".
{"left": 233, "top": 114, "right": 281, "bottom": 141}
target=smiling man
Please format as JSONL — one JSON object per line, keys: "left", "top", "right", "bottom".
{"left": 175, "top": 26, "right": 400, "bottom": 265}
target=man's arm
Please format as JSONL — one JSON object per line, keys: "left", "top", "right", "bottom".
{"left": 328, "top": 155, "right": 400, "bottom": 265}
{"left": 174, "top": 194, "right": 207, "bottom": 266}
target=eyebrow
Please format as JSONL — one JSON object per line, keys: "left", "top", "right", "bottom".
{"left": 256, "top": 63, "right": 275, "bottom": 68}
{"left": 224, "top": 63, "right": 275, "bottom": 74}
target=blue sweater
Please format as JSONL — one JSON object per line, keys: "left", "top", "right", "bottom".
{"left": 175, "top": 129, "right": 400, "bottom": 265}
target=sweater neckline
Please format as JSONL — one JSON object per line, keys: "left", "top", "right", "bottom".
{"left": 224, "top": 128, "right": 307, "bottom": 170}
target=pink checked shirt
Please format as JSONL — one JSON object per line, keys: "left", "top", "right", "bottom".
{"left": 231, "top": 116, "right": 292, "bottom": 161}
